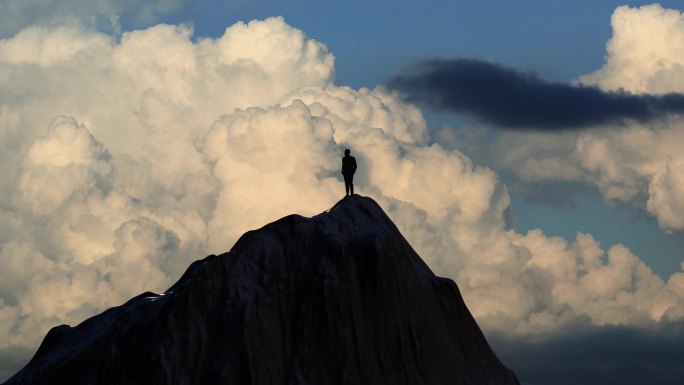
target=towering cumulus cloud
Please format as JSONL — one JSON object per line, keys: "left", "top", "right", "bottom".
{"left": 1, "top": 11, "right": 684, "bottom": 379}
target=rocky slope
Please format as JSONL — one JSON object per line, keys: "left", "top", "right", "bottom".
{"left": 4, "top": 195, "right": 520, "bottom": 385}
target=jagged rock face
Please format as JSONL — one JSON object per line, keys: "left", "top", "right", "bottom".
{"left": 4, "top": 196, "right": 520, "bottom": 385}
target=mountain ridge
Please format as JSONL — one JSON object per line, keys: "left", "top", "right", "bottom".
{"left": 4, "top": 195, "right": 520, "bottom": 385}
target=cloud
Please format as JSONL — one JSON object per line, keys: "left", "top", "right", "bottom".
{"left": 490, "top": 322, "right": 684, "bottom": 385}
{"left": 580, "top": 4, "right": 684, "bottom": 94}
{"left": 0, "top": 0, "right": 193, "bottom": 37}
{"left": 0, "top": 16, "right": 337, "bottom": 370}
{"left": 2, "top": 12, "right": 684, "bottom": 381}
{"left": 575, "top": 4, "right": 684, "bottom": 232}
{"left": 449, "top": 4, "right": 684, "bottom": 233}
{"left": 388, "top": 58, "right": 684, "bottom": 129}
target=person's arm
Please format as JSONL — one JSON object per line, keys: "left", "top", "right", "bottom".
{"left": 352, "top": 158, "right": 357, "bottom": 173}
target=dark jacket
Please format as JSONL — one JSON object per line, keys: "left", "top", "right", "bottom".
{"left": 342, "top": 155, "right": 357, "bottom": 176}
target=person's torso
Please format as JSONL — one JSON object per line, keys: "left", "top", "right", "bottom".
{"left": 342, "top": 156, "right": 356, "bottom": 173}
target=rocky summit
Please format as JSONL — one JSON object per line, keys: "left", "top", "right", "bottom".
{"left": 4, "top": 195, "right": 520, "bottom": 385}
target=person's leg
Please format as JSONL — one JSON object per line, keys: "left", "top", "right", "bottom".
{"left": 350, "top": 175, "right": 354, "bottom": 195}
{"left": 343, "top": 174, "right": 351, "bottom": 196}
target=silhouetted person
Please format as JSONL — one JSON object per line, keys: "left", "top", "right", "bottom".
{"left": 341, "top": 149, "right": 357, "bottom": 197}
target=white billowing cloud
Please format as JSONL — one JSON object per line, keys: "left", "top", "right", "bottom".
{"left": 0, "top": 17, "right": 334, "bottom": 210}
{"left": 2, "top": 13, "right": 684, "bottom": 378}
{"left": 0, "top": 114, "right": 207, "bottom": 350}
{"left": 648, "top": 158, "right": 684, "bottom": 230}
{"left": 455, "top": 228, "right": 684, "bottom": 334}
{"left": 200, "top": 100, "right": 341, "bottom": 248}
{"left": 579, "top": 4, "right": 684, "bottom": 94}
{"left": 0, "top": 25, "right": 112, "bottom": 66}
{"left": 17, "top": 116, "right": 113, "bottom": 217}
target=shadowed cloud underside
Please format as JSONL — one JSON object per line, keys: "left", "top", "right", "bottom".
{"left": 389, "top": 58, "right": 684, "bottom": 129}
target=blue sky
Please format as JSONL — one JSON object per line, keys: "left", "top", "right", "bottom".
{"left": 2, "top": 1, "right": 684, "bottom": 384}
{"left": 174, "top": 0, "right": 676, "bottom": 83}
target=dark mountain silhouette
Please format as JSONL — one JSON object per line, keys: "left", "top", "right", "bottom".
{"left": 4, "top": 195, "right": 520, "bottom": 385}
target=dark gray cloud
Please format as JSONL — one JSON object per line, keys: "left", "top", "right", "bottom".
{"left": 489, "top": 323, "right": 684, "bottom": 385}
{"left": 389, "top": 59, "right": 684, "bottom": 129}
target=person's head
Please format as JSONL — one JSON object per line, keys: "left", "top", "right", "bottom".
{"left": 344, "top": 149, "right": 350, "bottom": 156}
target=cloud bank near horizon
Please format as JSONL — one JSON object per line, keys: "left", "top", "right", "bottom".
{"left": 1, "top": 8, "right": 684, "bottom": 379}
{"left": 491, "top": 322, "right": 684, "bottom": 385}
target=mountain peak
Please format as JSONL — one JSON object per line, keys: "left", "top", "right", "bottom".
{"left": 4, "top": 195, "right": 519, "bottom": 385}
